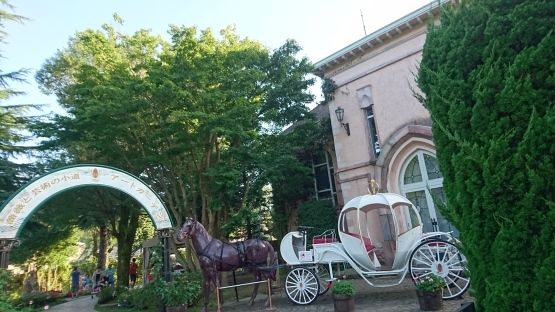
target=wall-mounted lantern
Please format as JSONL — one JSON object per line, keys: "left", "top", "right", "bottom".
{"left": 334, "top": 107, "right": 350, "bottom": 136}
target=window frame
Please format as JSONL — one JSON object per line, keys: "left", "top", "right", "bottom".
{"left": 366, "top": 106, "right": 380, "bottom": 159}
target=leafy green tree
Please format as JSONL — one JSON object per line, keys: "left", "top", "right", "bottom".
{"left": 265, "top": 113, "right": 333, "bottom": 239}
{"left": 297, "top": 199, "right": 337, "bottom": 242}
{"left": 417, "top": 1, "right": 555, "bottom": 310}
{"left": 34, "top": 21, "right": 315, "bottom": 271}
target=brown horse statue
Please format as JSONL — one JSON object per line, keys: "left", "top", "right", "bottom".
{"left": 177, "top": 218, "right": 277, "bottom": 312}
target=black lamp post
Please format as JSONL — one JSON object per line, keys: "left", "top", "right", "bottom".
{"left": 334, "top": 107, "right": 350, "bottom": 136}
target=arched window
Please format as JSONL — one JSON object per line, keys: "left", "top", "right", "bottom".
{"left": 400, "top": 151, "right": 458, "bottom": 236}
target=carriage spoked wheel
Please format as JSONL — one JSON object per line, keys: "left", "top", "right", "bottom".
{"left": 409, "top": 240, "right": 470, "bottom": 300}
{"left": 312, "top": 263, "right": 331, "bottom": 296}
{"left": 285, "top": 267, "right": 320, "bottom": 305}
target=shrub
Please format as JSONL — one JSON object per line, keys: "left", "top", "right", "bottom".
{"left": 128, "top": 283, "right": 159, "bottom": 309}
{"left": 297, "top": 199, "right": 338, "bottom": 242}
{"left": 161, "top": 272, "right": 202, "bottom": 307}
{"left": 97, "top": 286, "right": 116, "bottom": 304}
{"left": 117, "top": 289, "right": 133, "bottom": 308}
{"left": 15, "top": 293, "right": 52, "bottom": 309}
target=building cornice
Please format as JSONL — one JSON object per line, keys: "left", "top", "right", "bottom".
{"left": 312, "top": 0, "right": 453, "bottom": 78}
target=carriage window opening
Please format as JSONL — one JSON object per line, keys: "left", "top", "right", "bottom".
{"left": 393, "top": 204, "right": 420, "bottom": 234}
{"left": 379, "top": 214, "right": 395, "bottom": 241}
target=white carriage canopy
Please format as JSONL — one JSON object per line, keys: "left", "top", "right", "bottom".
{"left": 338, "top": 193, "right": 422, "bottom": 271}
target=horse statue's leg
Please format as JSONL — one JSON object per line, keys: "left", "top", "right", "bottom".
{"left": 248, "top": 269, "right": 261, "bottom": 306}
{"left": 258, "top": 270, "right": 273, "bottom": 307}
{"left": 214, "top": 271, "right": 224, "bottom": 305}
{"left": 201, "top": 271, "right": 211, "bottom": 312}
{"left": 264, "top": 271, "right": 272, "bottom": 307}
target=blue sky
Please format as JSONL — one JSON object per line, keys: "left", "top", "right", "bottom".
{"left": 2, "top": 0, "right": 432, "bottom": 113}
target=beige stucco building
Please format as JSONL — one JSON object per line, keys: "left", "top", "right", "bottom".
{"left": 312, "top": 1, "right": 457, "bottom": 235}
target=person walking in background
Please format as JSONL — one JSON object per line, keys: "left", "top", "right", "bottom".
{"left": 70, "top": 266, "right": 80, "bottom": 299}
{"left": 92, "top": 266, "right": 104, "bottom": 290}
{"left": 129, "top": 258, "right": 139, "bottom": 288}
{"left": 105, "top": 265, "right": 115, "bottom": 287}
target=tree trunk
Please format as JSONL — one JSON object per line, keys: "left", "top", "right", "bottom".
{"left": 114, "top": 202, "right": 141, "bottom": 287}
{"left": 98, "top": 224, "right": 108, "bottom": 270}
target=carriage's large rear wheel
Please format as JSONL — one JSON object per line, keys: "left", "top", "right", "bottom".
{"left": 409, "top": 240, "right": 470, "bottom": 300}
{"left": 285, "top": 267, "right": 320, "bottom": 305}
{"left": 313, "top": 264, "right": 331, "bottom": 296}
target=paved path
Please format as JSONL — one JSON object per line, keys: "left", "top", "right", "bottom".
{"left": 46, "top": 295, "right": 98, "bottom": 312}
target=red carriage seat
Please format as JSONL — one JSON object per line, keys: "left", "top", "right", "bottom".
{"left": 312, "top": 237, "right": 338, "bottom": 244}
{"left": 343, "top": 232, "right": 375, "bottom": 252}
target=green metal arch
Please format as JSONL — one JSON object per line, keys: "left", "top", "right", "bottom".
{"left": 0, "top": 164, "right": 174, "bottom": 239}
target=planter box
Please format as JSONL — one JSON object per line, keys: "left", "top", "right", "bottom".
{"left": 333, "top": 294, "right": 355, "bottom": 312}
{"left": 415, "top": 289, "right": 443, "bottom": 311}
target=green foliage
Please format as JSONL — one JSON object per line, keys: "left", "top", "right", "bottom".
{"left": 297, "top": 199, "right": 338, "bottom": 241}
{"left": 128, "top": 282, "right": 159, "bottom": 309}
{"left": 0, "top": 269, "right": 31, "bottom": 312}
{"left": 98, "top": 286, "right": 116, "bottom": 304}
{"left": 319, "top": 77, "right": 337, "bottom": 105}
{"left": 330, "top": 280, "right": 355, "bottom": 296}
{"left": 16, "top": 293, "right": 56, "bottom": 309}
{"left": 117, "top": 289, "right": 133, "bottom": 308}
{"left": 0, "top": 0, "right": 37, "bottom": 203}
{"left": 222, "top": 205, "right": 272, "bottom": 240}
{"left": 146, "top": 243, "right": 202, "bottom": 307}
{"left": 413, "top": 274, "right": 446, "bottom": 292}
{"left": 417, "top": 0, "right": 555, "bottom": 310}
{"left": 34, "top": 19, "right": 316, "bottom": 245}
{"left": 160, "top": 272, "right": 202, "bottom": 307}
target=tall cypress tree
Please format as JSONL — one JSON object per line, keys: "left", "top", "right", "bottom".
{"left": 417, "top": 1, "right": 555, "bottom": 310}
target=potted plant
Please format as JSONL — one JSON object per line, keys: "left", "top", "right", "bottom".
{"left": 413, "top": 274, "right": 446, "bottom": 311}
{"left": 331, "top": 280, "right": 355, "bottom": 312}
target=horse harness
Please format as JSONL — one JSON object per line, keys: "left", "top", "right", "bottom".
{"left": 196, "top": 238, "right": 267, "bottom": 271}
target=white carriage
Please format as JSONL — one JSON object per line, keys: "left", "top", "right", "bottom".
{"left": 280, "top": 187, "right": 470, "bottom": 305}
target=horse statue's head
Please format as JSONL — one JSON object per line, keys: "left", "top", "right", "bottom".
{"left": 177, "top": 217, "right": 196, "bottom": 241}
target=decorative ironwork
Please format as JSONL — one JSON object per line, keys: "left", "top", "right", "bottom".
{"left": 0, "top": 239, "right": 20, "bottom": 269}
{"left": 156, "top": 228, "right": 174, "bottom": 282}
{"left": 156, "top": 228, "right": 175, "bottom": 238}
{"left": 0, "top": 239, "right": 20, "bottom": 251}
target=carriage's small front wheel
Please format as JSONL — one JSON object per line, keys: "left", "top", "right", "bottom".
{"left": 285, "top": 267, "right": 320, "bottom": 305}
{"left": 313, "top": 263, "right": 331, "bottom": 296}
{"left": 409, "top": 240, "right": 470, "bottom": 300}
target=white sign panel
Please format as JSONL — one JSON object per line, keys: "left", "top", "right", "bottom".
{"left": 298, "top": 250, "right": 313, "bottom": 262}
{"left": 0, "top": 165, "right": 173, "bottom": 239}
